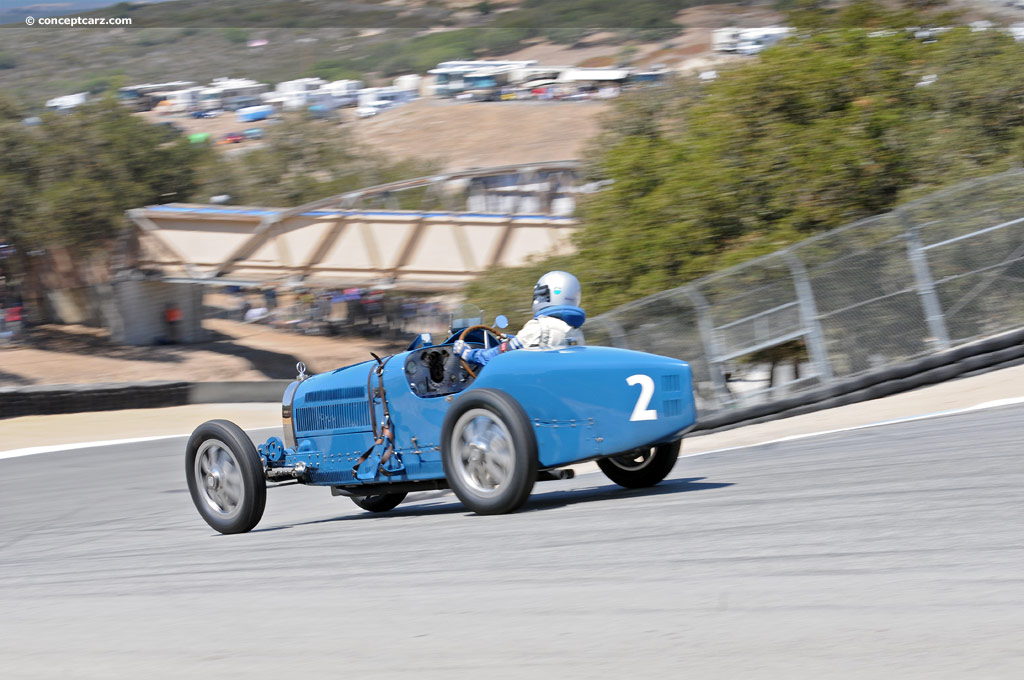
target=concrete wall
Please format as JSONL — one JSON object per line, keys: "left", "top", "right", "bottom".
{"left": 43, "top": 287, "right": 104, "bottom": 326}
{"left": 110, "top": 279, "right": 205, "bottom": 346}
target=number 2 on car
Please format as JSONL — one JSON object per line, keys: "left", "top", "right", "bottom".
{"left": 627, "top": 374, "right": 657, "bottom": 421}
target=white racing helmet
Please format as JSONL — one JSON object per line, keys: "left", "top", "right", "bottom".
{"left": 532, "top": 271, "right": 582, "bottom": 316}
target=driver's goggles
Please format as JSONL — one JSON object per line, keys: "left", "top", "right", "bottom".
{"left": 533, "top": 284, "right": 550, "bottom": 304}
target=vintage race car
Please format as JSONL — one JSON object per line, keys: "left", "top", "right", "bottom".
{"left": 185, "top": 311, "right": 698, "bottom": 534}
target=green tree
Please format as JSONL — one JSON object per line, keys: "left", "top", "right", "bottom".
{"left": 467, "top": 22, "right": 1024, "bottom": 318}
{"left": 0, "top": 96, "right": 211, "bottom": 313}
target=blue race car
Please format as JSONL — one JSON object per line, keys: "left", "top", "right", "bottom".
{"left": 185, "top": 311, "right": 697, "bottom": 534}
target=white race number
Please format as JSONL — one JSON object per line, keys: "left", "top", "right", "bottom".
{"left": 626, "top": 374, "right": 657, "bottom": 421}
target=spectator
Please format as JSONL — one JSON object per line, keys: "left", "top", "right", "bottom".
{"left": 244, "top": 306, "right": 269, "bottom": 322}
{"left": 300, "top": 289, "right": 315, "bottom": 315}
{"left": 164, "top": 303, "right": 183, "bottom": 344}
{"left": 3, "top": 303, "right": 21, "bottom": 338}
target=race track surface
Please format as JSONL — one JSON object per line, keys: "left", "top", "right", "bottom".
{"left": 2, "top": 405, "right": 1023, "bottom": 679}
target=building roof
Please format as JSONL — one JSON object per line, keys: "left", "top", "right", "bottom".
{"left": 557, "top": 68, "right": 630, "bottom": 83}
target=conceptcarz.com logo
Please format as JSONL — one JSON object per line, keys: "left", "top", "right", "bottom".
{"left": 25, "top": 15, "right": 133, "bottom": 26}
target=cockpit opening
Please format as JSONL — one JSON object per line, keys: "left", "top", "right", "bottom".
{"left": 403, "top": 345, "right": 477, "bottom": 397}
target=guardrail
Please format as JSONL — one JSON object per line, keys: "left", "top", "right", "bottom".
{"left": 690, "top": 326, "right": 1024, "bottom": 435}
{"left": 2, "top": 327, "right": 1020, "bottom": 428}
{"left": 587, "top": 168, "right": 1024, "bottom": 415}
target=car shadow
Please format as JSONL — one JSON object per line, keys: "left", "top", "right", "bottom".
{"left": 197, "top": 339, "right": 303, "bottom": 379}
{"left": 250, "top": 476, "right": 734, "bottom": 534}
{"left": 521, "top": 476, "right": 735, "bottom": 514}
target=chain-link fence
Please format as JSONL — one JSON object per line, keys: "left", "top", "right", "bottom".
{"left": 587, "top": 168, "right": 1024, "bottom": 414}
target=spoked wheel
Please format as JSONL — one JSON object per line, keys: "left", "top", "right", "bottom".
{"left": 597, "top": 440, "right": 681, "bottom": 489}
{"left": 441, "top": 388, "right": 537, "bottom": 515}
{"left": 186, "top": 420, "right": 266, "bottom": 534}
{"left": 351, "top": 493, "right": 407, "bottom": 513}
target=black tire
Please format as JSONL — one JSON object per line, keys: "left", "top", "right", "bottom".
{"left": 441, "top": 388, "right": 537, "bottom": 515}
{"left": 597, "top": 440, "right": 681, "bottom": 489}
{"left": 351, "top": 492, "right": 407, "bottom": 513}
{"left": 185, "top": 419, "right": 267, "bottom": 534}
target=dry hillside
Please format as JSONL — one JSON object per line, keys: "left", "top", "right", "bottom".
{"left": 348, "top": 98, "right": 609, "bottom": 172}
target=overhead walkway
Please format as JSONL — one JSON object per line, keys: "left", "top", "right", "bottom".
{"left": 127, "top": 161, "right": 586, "bottom": 290}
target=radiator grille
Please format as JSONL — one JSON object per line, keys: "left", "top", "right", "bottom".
{"left": 295, "top": 402, "right": 371, "bottom": 431}
{"left": 662, "top": 374, "right": 681, "bottom": 393}
{"left": 305, "top": 387, "right": 366, "bottom": 403}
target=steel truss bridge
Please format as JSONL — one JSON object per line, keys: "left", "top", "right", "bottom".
{"left": 127, "top": 161, "right": 588, "bottom": 290}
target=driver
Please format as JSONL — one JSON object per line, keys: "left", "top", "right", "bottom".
{"left": 454, "top": 270, "right": 585, "bottom": 366}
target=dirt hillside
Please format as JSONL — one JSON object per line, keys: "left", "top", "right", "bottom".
{"left": 349, "top": 98, "right": 609, "bottom": 171}
{"left": 141, "top": 97, "right": 611, "bottom": 172}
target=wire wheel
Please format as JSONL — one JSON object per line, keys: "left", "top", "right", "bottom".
{"left": 186, "top": 420, "right": 267, "bottom": 534}
{"left": 597, "top": 441, "right": 681, "bottom": 489}
{"left": 451, "top": 408, "right": 516, "bottom": 497}
{"left": 194, "top": 439, "right": 246, "bottom": 520}
{"left": 351, "top": 493, "right": 407, "bottom": 513}
{"left": 441, "top": 388, "right": 537, "bottom": 514}
{"left": 605, "top": 448, "right": 658, "bottom": 472}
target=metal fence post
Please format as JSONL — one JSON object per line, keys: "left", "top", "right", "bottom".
{"left": 901, "top": 212, "right": 951, "bottom": 351}
{"left": 683, "top": 286, "right": 731, "bottom": 407}
{"left": 783, "top": 251, "right": 834, "bottom": 383}
{"left": 598, "top": 316, "right": 630, "bottom": 350}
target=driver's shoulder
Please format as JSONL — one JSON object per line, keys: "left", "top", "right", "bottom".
{"left": 536, "top": 314, "right": 573, "bottom": 331}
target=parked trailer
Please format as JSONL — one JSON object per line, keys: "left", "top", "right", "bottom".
{"left": 712, "top": 28, "right": 743, "bottom": 52}
{"left": 236, "top": 105, "right": 275, "bottom": 123}
{"left": 713, "top": 26, "right": 792, "bottom": 53}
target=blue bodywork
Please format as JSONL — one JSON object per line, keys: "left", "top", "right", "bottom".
{"left": 259, "top": 333, "right": 697, "bottom": 489}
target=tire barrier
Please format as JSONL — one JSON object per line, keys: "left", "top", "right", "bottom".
{"left": 0, "top": 380, "right": 290, "bottom": 420}
{"left": 0, "top": 381, "right": 191, "bottom": 419}
{"left": 692, "top": 327, "right": 1024, "bottom": 435}
{"left": 1, "top": 328, "right": 1020, "bottom": 423}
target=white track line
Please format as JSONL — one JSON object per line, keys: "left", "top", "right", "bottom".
{"left": 677, "top": 396, "right": 1024, "bottom": 459}
{"left": 2, "top": 398, "right": 1023, "bottom": 462}
{"left": 0, "top": 427, "right": 282, "bottom": 461}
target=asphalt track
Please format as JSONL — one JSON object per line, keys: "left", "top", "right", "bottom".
{"left": 2, "top": 404, "right": 1023, "bottom": 679}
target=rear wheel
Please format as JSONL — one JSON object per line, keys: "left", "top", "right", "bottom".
{"left": 597, "top": 440, "right": 681, "bottom": 489}
{"left": 186, "top": 420, "right": 266, "bottom": 534}
{"left": 351, "top": 493, "right": 407, "bottom": 513}
{"left": 441, "top": 388, "right": 537, "bottom": 515}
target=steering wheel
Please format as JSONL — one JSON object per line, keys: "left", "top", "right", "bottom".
{"left": 457, "top": 324, "right": 507, "bottom": 379}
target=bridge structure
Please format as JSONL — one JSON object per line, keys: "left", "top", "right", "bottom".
{"left": 126, "top": 161, "right": 588, "bottom": 291}
{"left": 112, "top": 161, "right": 588, "bottom": 344}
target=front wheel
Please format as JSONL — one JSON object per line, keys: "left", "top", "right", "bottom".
{"left": 598, "top": 440, "right": 681, "bottom": 489}
{"left": 441, "top": 388, "right": 537, "bottom": 515}
{"left": 185, "top": 420, "right": 267, "bottom": 534}
{"left": 351, "top": 493, "right": 407, "bottom": 513}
